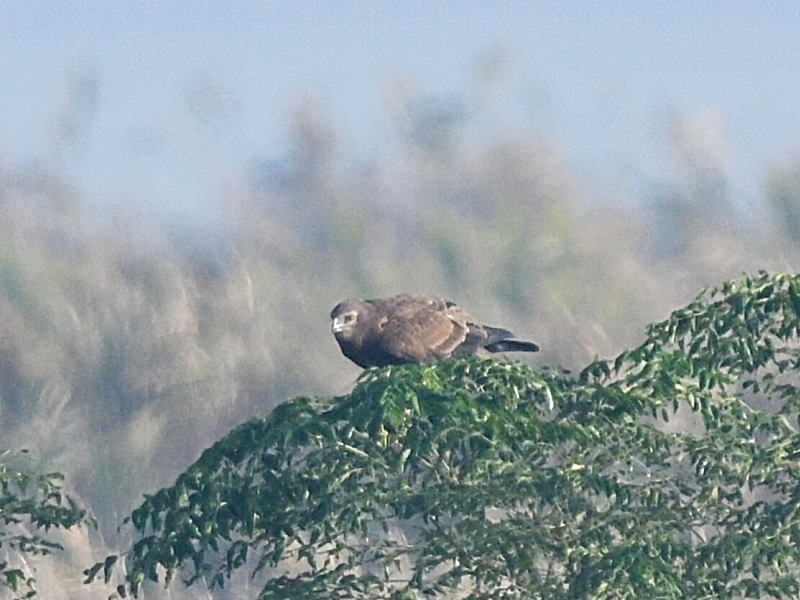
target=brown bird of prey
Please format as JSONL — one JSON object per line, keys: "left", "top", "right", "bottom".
{"left": 330, "top": 294, "right": 539, "bottom": 368}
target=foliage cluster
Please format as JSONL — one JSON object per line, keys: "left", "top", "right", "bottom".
{"left": 0, "top": 451, "right": 91, "bottom": 599}
{"left": 88, "top": 272, "right": 800, "bottom": 599}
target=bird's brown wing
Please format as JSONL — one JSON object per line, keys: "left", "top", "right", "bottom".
{"left": 374, "top": 297, "right": 470, "bottom": 362}
{"left": 442, "top": 301, "right": 501, "bottom": 355}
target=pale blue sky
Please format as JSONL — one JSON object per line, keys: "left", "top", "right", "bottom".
{"left": 1, "top": 2, "right": 799, "bottom": 218}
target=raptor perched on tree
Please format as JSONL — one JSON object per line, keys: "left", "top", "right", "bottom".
{"left": 330, "top": 294, "right": 539, "bottom": 368}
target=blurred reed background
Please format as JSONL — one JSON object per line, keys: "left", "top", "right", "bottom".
{"left": 1, "top": 4, "right": 799, "bottom": 597}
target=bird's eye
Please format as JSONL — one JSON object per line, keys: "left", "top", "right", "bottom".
{"left": 344, "top": 314, "right": 355, "bottom": 323}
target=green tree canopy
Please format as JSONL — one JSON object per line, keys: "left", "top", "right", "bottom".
{"left": 90, "top": 271, "right": 800, "bottom": 599}
{"left": 0, "top": 450, "right": 91, "bottom": 599}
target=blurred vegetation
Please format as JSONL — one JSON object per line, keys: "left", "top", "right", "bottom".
{"left": 91, "top": 272, "right": 800, "bottom": 599}
{"left": 767, "top": 158, "right": 800, "bottom": 246}
{"left": 0, "top": 66, "right": 799, "bottom": 597}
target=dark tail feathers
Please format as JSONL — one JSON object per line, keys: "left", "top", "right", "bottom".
{"left": 485, "top": 339, "right": 540, "bottom": 353}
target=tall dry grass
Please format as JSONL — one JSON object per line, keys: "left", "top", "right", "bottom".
{"left": 1, "top": 73, "right": 798, "bottom": 598}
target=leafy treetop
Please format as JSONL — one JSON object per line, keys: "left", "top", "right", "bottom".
{"left": 89, "top": 271, "right": 800, "bottom": 599}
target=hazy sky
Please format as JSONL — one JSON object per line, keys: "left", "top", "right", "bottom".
{"left": 2, "top": 2, "right": 799, "bottom": 218}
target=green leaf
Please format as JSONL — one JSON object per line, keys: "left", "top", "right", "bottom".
{"left": 103, "top": 555, "right": 118, "bottom": 584}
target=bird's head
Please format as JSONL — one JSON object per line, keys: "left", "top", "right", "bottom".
{"left": 330, "top": 299, "right": 369, "bottom": 340}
